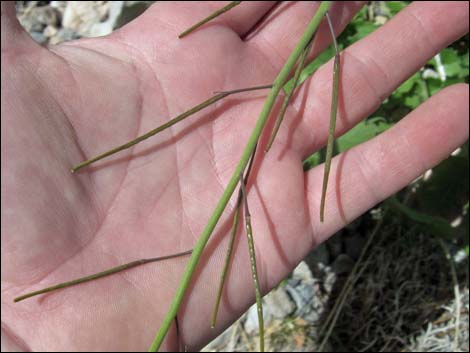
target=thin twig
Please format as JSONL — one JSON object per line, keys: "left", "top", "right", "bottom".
{"left": 71, "top": 84, "right": 272, "bottom": 173}
{"left": 13, "top": 250, "right": 192, "bottom": 303}
{"left": 179, "top": 1, "right": 242, "bottom": 38}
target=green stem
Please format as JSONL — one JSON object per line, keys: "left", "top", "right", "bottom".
{"left": 240, "top": 173, "right": 264, "bottom": 352}
{"left": 179, "top": 1, "right": 242, "bottom": 38}
{"left": 148, "top": 2, "right": 332, "bottom": 351}
{"left": 13, "top": 250, "right": 192, "bottom": 303}
{"left": 265, "top": 35, "right": 315, "bottom": 152}
{"left": 211, "top": 144, "right": 258, "bottom": 328}
{"left": 71, "top": 84, "right": 272, "bottom": 173}
{"left": 320, "top": 11, "right": 340, "bottom": 223}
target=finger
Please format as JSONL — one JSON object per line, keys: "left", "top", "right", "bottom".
{"left": 1, "top": 2, "right": 40, "bottom": 54}
{"left": 247, "top": 2, "right": 364, "bottom": 69}
{"left": 132, "top": 1, "right": 277, "bottom": 40}
{"left": 305, "top": 84, "right": 469, "bottom": 244}
{"left": 284, "top": 1, "right": 469, "bottom": 158}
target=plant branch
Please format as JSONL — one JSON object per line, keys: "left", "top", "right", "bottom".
{"left": 70, "top": 84, "right": 272, "bottom": 173}
{"left": 179, "top": 1, "right": 242, "bottom": 38}
{"left": 148, "top": 2, "right": 332, "bottom": 351}
{"left": 13, "top": 250, "right": 192, "bottom": 303}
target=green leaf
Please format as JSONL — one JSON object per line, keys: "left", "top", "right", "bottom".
{"left": 396, "top": 72, "right": 420, "bottom": 95}
{"left": 347, "top": 21, "right": 379, "bottom": 44}
{"left": 403, "top": 93, "right": 422, "bottom": 109}
{"left": 426, "top": 78, "right": 443, "bottom": 96}
{"left": 462, "top": 51, "right": 469, "bottom": 70}
{"left": 415, "top": 154, "right": 469, "bottom": 218}
{"left": 386, "top": 2, "right": 408, "bottom": 15}
{"left": 303, "top": 152, "right": 322, "bottom": 171}
{"left": 302, "top": 117, "right": 391, "bottom": 171}
{"left": 355, "top": 21, "right": 378, "bottom": 37}
{"left": 429, "top": 48, "right": 467, "bottom": 80}
{"left": 336, "top": 117, "right": 391, "bottom": 152}
{"left": 427, "top": 77, "right": 462, "bottom": 96}
{"left": 440, "top": 48, "right": 462, "bottom": 77}
{"left": 387, "top": 197, "right": 454, "bottom": 239}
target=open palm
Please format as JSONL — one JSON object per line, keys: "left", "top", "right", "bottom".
{"left": 2, "top": 2, "right": 468, "bottom": 351}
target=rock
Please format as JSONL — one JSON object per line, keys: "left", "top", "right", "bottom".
{"left": 203, "top": 322, "right": 237, "bottom": 351}
{"left": 62, "top": 1, "right": 111, "bottom": 36}
{"left": 88, "top": 1, "right": 125, "bottom": 37}
{"left": 49, "top": 1, "right": 67, "bottom": 10}
{"left": 244, "top": 281, "right": 298, "bottom": 333}
{"left": 17, "top": 1, "right": 155, "bottom": 46}
{"left": 244, "top": 302, "right": 266, "bottom": 334}
{"left": 43, "top": 25, "right": 58, "bottom": 37}
{"left": 244, "top": 287, "right": 295, "bottom": 334}
{"left": 265, "top": 287, "right": 296, "bottom": 319}
{"left": 292, "top": 261, "right": 315, "bottom": 284}
{"left": 49, "top": 28, "right": 80, "bottom": 45}
{"left": 281, "top": 261, "right": 324, "bottom": 323}
{"left": 29, "top": 31, "right": 47, "bottom": 44}
{"left": 34, "top": 6, "right": 60, "bottom": 27}
{"left": 18, "top": 17, "right": 44, "bottom": 33}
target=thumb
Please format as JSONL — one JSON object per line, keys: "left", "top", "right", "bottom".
{"left": 1, "top": 2, "right": 40, "bottom": 54}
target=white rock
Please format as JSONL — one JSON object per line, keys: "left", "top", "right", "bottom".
{"left": 62, "top": 1, "right": 113, "bottom": 37}
{"left": 43, "top": 25, "right": 58, "bottom": 37}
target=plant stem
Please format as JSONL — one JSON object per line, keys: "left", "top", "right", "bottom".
{"left": 13, "top": 250, "right": 192, "bottom": 303}
{"left": 320, "top": 11, "right": 340, "bottom": 223}
{"left": 179, "top": 1, "right": 242, "bottom": 38}
{"left": 213, "top": 85, "right": 273, "bottom": 95}
{"left": 239, "top": 173, "right": 264, "bottom": 352}
{"left": 148, "top": 2, "right": 332, "bottom": 351}
{"left": 70, "top": 84, "right": 272, "bottom": 173}
{"left": 211, "top": 144, "right": 258, "bottom": 328}
{"left": 265, "top": 35, "right": 315, "bottom": 152}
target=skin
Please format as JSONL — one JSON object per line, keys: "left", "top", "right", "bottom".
{"left": 1, "top": 1, "right": 468, "bottom": 351}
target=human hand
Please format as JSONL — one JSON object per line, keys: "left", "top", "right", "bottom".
{"left": 2, "top": 1, "right": 468, "bottom": 351}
